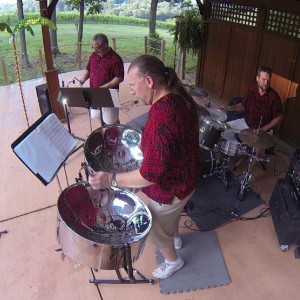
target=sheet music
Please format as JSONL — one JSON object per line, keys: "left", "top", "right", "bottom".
{"left": 37, "top": 114, "right": 77, "bottom": 160}
{"left": 13, "top": 113, "right": 78, "bottom": 184}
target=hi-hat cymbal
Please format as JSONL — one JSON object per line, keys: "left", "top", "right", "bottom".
{"left": 238, "top": 128, "right": 274, "bottom": 149}
{"left": 197, "top": 105, "right": 210, "bottom": 117}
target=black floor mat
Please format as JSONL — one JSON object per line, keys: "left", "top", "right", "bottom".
{"left": 186, "top": 172, "right": 263, "bottom": 230}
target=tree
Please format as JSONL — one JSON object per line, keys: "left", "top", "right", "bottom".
{"left": 0, "top": 17, "right": 57, "bottom": 127}
{"left": 17, "top": 0, "right": 30, "bottom": 66}
{"left": 149, "top": 0, "right": 182, "bottom": 36}
{"left": 149, "top": 0, "right": 159, "bottom": 36}
{"left": 66, "top": 0, "right": 106, "bottom": 45}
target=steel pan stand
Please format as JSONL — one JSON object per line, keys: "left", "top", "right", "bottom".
{"left": 89, "top": 244, "right": 154, "bottom": 285}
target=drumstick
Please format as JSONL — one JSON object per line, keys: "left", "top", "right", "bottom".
{"left": 74, "top": 77, "right": 83, "bottom": 86}
{"left": 255, "top": 116, "right": 263, "bottom": 135}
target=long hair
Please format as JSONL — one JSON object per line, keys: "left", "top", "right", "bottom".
{"left": 128, "top": 55, "right": 199, "bottom": 127}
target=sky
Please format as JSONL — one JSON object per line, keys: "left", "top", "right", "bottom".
{"left": 0, "top": 0, "right": 16, "bottom": 4}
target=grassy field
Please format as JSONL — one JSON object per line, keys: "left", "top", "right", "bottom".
{"left": 0, "top": 23, "right": 198, "bottom": 86}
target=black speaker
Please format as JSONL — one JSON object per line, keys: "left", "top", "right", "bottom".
{"left": 270, "top": 178, "right": 300, "bottom": 246}
{"left": 35, "top": 83, "right": 52, "bottom": 115}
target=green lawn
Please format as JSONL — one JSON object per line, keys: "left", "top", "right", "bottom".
{"left": 0, "top": 23, "right": 198, "bottom": 86}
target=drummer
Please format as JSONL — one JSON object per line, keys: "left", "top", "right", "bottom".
{"left": 88, "top": 55, "right": 200, "bottom": 279}
{"left": 224, "top": 66, "right": 283, "bottom": 134}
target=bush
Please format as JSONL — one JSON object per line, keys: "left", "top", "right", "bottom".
{"left": 0, "top": 13, "right": 174, "bottom": 30}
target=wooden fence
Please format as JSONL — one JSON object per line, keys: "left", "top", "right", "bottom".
{"left": 0, "top": 36, "right": 188, "bottom": 86}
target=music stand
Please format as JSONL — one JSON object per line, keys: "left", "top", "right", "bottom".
{"left": 11, "top": 112, "right": 79, "bottom": 186}
{"left": 59, "top": 88, "right": 90, "bottom": 151}
{"left": 59, "top": 87, "right": 120, "bottom": 132}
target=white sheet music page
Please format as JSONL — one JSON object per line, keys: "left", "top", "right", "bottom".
{"left": 13, "top": 113, "right": 78, "bottom": 183}
{"left": 37, "top": 113, "right": 77, "bottom": 160}
{"left": 109, "top": 89, "right": 121, "bottom": 107}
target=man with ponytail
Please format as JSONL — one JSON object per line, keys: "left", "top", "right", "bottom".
{"left": 89, "top": 55, "right": 199, "bottom": 279}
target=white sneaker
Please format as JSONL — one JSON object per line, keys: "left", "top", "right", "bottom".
{"left": 152, "top": 257, "right": 184, "bottom": 279}
{"left": 174, "top": 236, "right": 182, "bottom": 250}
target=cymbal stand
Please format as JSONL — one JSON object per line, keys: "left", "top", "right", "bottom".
{"left": 89, "top": 244, "right": 154, "bottom": 285}
{"left": 235, "top": 147, "right": 269, "bottom": 204}
{"left": 235, "top": 146, "right": 256, "bottom": 204}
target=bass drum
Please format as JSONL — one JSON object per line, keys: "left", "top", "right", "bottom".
{"left": 199, "top": 147, "right": 216, "bottom": 178}
{"left": 57, "top": 183, "right": 152, "bottom": 270}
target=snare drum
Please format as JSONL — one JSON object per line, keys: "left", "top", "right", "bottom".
{"left": 219, "top": 129, "right": 241, "bottom": 157}
{"left": 199, "top": 116, "right": 226, "bottom": 150}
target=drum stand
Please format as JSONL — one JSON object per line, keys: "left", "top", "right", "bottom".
{"left": 89, "top": 244, "right": 154, "bottom": 285}
{"left": 235, "top": 147, "right": 269, "bottom": 204}
{"left": 204, "top": 149, "right": 230, "bottom": 190}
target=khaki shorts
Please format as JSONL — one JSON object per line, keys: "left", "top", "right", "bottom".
{"left": 147, "top": 191, "right": 194, "bottom": 249}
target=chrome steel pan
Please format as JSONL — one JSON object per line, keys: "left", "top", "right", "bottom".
{"left": 57, "top": 183, "right": 152, "bottom": 270}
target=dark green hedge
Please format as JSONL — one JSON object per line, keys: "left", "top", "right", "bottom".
{"left": 0, "top": 13, "right": 173, "bottom": 30}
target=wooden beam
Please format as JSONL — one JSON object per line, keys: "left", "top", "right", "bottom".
{"left": 38, "top": 0, "right": 65, "bottom": 121}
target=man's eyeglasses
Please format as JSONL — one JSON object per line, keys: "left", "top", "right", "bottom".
{"left": 92, "top": 43, "right": 104, "bottom": 50}
{"left": 129, "top": 77, "right": 146, "bottom": 89}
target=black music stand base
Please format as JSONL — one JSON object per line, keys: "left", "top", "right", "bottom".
{"left": 89, "top": 244, "right": 154, "bottom": 285}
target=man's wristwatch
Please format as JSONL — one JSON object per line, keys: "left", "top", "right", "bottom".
{"left": 111, "top": 173, "right": 118, "bottom": 187}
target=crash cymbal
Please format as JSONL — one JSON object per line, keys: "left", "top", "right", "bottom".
{"left": 191, "top": 87, "right": 208, "bottom": 97}
{"left": 197, "top": 104, "right": 210, "bottom": 117}
{"left": 238, "top": 128, "right": 274, "bottom": 149}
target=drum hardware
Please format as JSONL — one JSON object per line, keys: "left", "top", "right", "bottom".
{"left": 205, "top": 100, "right": 212, "bottom": 108}
{"left": 199, "top": 148, "right": 230, "bottom": 189}
{"left": 90, "top": 243, "right": 154, "bottom": 285}
{"left": 235, "top": 147, "right": 270, "bottom": 203}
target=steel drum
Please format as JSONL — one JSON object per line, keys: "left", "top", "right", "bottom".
{"left": 84, "top": 124, "right": 143, "bottom": 173}
{"left": 57, "top": 184, "right": 152, "bottom": 270}
{"left": 57, "top": 124, "right": 150, "bottom": 270}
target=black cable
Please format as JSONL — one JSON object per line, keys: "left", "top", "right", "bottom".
{"left": 179, "top": 205, "right": 271, "bottom": 232}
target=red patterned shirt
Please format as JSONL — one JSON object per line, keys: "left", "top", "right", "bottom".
{"left": 87, "top": 48, "right": 124, "bottom": 89}
{"left": 140, "top": 94, "right": 199, "bottom": 205}
{"left": 242, "top": 85, "right": 283, "bottom": 129}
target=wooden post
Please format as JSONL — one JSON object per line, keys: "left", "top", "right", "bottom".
{"left": 112, "top": 38, "right": 116, "bottom": 52}
{"left": 144, "top": 36, "right": 148, "bottom": 54}
{"left": 38, "top": 48, "right": 45, "bottom": 76}
{"left": 77, "top": 42, "right": 82, "bottom": 70}
{"left": 180, "top": 49, "right": 186, "bottom": 80}
{"left": 1, "top": 57, "right": 8, "bottom": 85}
{"left": 39, "top": 0, "right": 65, "bottom": 121}
{"left": 161, "top": 39, "right": 166, "bottom": 63}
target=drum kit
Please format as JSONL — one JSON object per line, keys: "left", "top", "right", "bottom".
{"left": 197, "top": 105, "right": 274, "bottom": 201}
{"left": 57, "top": 124, "right": 154, "bottom": 285}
